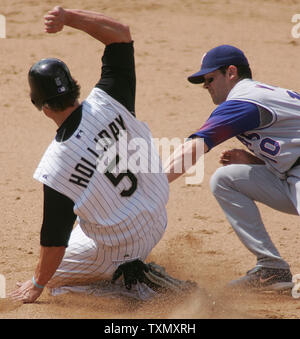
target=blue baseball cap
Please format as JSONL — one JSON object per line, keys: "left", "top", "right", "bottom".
{"left": 188, "top": 44, "right": 249, "bottom": 84}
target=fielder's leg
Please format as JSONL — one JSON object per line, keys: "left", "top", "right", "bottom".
{"left": 210, "top": 164, "right": 298, "bottom": 269}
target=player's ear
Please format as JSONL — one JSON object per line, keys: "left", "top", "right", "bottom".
{"left": 42, "top": 104, "right": 52, "bottom": 117}
{"left": 227, "top": 65, "right": 238, "bottom": 80}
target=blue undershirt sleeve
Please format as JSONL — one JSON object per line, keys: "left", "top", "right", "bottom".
{"left": 189, "top": 100, "right": 261, "bottom": 151}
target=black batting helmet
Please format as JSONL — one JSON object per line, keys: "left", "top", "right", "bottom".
{"left": 28, "top": 58, "right": 76, "bottom": 110}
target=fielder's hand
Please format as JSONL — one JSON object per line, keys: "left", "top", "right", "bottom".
{"left": 44, "top": 6, "right": 66, "bottom": 34}
{"left": 220, "top": 148, "right": 265, "bottom": 166}
{"left": 111, "top": 259, "right": 150, "bottom": 290}
{"left": 8, "top": 280, "right": 43, "bottom": 303}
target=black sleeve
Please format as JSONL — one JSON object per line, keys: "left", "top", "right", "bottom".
{"left": 96, "top": 41, "right": 136, "bottom": 116}
{"left": 40, "top": 184, "right": 77, "bottom": 247}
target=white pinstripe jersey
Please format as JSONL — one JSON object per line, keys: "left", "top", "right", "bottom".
{"left": 34, "top": 87, "right": 169, "bottom": 245}
{"left": 228, "top": 79, "right": 300, "bottom": 178}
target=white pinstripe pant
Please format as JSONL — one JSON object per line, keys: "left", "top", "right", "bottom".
{"left": 47, "top": 213, "right": 167, "bottom": 288}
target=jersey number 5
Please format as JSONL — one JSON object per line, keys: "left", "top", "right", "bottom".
{"left": 105, "top": 154, "right": 137, "bottom": 197}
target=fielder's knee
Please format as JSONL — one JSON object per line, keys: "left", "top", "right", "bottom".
{"left": 210, "top": 167, "right": 225, "bottom": 195}
{"left": 210, "top": 165, "right": 241, "bottom": 196}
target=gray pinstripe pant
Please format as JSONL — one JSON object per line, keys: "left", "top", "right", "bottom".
{"left": 210, "top": 164, "right": 299, "bottom": 270}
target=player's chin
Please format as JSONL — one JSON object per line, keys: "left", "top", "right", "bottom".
{"left": 209, "top": 93, "right": 225, "bottom": 105}
{"left": 211, "top": 96, "right": 222, "bottom": 105}
{"left": 209, "top": 93, "right": 218, "bottom": 105}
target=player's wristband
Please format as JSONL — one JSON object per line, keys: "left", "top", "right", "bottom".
{"left": 32, "top": 276, "right": 45, "bottom": 289}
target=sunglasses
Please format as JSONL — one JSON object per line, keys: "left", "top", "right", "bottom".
{"left": 203, "top": 77, "right": 214, "bottom": 86}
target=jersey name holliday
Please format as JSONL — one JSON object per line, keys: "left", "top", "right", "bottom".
{"left": 34, "top": 87, "right": 169, "bottom": 221}
{"left": 69, "top": 114, "right": 127, "bottom": 189}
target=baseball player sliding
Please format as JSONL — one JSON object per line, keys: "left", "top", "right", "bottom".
{"left": 165, "top": 44, "right": 300, "bottom": 291}
{"left": 9, "top": 6, "right": 189, "bottom": 303}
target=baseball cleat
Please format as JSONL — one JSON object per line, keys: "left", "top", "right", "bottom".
{"left": 144, "top": 262, "right": 198, "bottom": 293}
{"left": 110, "top": 259, "right": 198, "bottom": 299}
{"left": 228, "top": 266, "right": 294, "bottom": 291}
